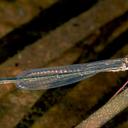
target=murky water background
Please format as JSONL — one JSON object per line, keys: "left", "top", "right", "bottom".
{"left": 0, "top": 0, "right": 127, "bottom": 128}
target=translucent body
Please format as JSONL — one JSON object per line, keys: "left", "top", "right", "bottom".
{"left": 0, "top": 57, "right": 127, "bottom": 90}
{"left": 16, "top": 57, "right": 128, "bottom": 90}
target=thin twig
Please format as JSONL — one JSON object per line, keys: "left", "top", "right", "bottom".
{"left": 75, "top": 87, "right": 128, "bottom": 128}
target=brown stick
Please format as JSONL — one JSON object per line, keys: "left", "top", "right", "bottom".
{"left": 75, "top": 88, "right": 128, "bottom": 128}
